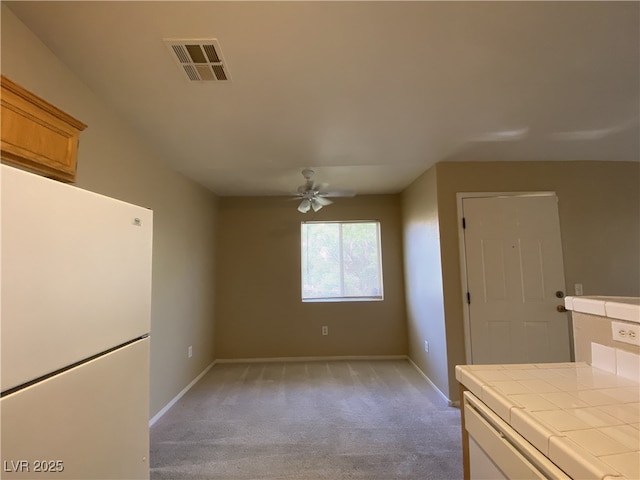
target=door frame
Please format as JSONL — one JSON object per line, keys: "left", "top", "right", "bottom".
{"left": 456, "top": 191, "right": 560, "bottom": 364}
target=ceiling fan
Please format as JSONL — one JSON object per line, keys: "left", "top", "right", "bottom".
{"left": 293, "top": 169, "right": 354, "bottom": 213}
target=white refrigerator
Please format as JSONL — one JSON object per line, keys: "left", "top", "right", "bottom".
{"left": 1, "top": 165, "right": 153, "bottom": 479}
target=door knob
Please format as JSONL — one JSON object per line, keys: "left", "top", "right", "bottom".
{"left": 557, "top": 305, "right": 567, "bottom": 313}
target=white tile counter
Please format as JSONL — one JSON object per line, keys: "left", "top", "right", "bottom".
{"left": 456, "top": 362, "right": 640, "bottom": 479}
{"left": 565, "top": 296, "right": 640, "bottom": 324}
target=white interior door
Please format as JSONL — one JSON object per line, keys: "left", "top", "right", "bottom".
{"left": 461, "top": 194, "right": 571, "bottom": 364}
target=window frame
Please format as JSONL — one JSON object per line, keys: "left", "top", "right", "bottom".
{"left": 300, "top": 220, "right": 384, "bottom": 303}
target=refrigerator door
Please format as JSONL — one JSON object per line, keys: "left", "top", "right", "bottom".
{"left": 1, "top": 165, "right": 153, "bottom": 391}
{"left": 1, "top": 337, "right": 150, "bottom": 479}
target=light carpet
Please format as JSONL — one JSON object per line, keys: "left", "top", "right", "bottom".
{"left": 150, "top": 359, "right": 463, "bottom": 479}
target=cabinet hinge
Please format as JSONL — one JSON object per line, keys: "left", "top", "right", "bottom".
{"left": 462, "top": 217, "right": 466, "bottom": 229}
{"left": 467, "top": 292, "right": 471, "bottom": 304}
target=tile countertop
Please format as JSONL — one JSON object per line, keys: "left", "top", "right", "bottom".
{"left": 565, "top": 296, "right": 640, "bottom": 324}
{"left": 456, "top": 362, "right": 640, "bottom": 480}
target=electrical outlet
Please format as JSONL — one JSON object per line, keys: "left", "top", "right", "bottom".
{"left": 574, "top": 283, "right": 583, "bottom": 295}
{"left": 188, "top": 345, "right": 193, "bottom": 358}
{"left": 612, "top": 321, "right": 640, "bottom": 346}
{"left": 322, "top": 326, "right": 328, "bottom": 336}
{"left": 424, "top": 340, "right": 429, "bottom": 353}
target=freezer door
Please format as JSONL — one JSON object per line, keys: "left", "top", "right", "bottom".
{"left": 1, "top": 165, "right": 153, "bottom": 391}
{"left": 0, "top": 337, "right": 150, "bottom": 479}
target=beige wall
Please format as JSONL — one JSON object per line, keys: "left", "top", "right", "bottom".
{"left": 6, "top": 2, "right": 639, "bottom": 415}
{"left": 401, "top": 166, "right": 450, "bottom": 400}
{"left": 215, "top": 195, "right": 408, "bottom": 358}
{"left": 2, "top": 6, "right": 219, "bottom": 418}
{"left": 434, "top": 161, "right": 640, "bottom": 400}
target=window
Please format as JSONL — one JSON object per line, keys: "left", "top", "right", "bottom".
{"left": 301, "top": 221, "right": 383, "bottom": 302}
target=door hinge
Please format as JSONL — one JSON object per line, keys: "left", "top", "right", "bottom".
{"left": 462, "top": 217, "right": 466, "bottom": 229}
{"left": 467, "top": 292, "right": 471, "bottom": 304}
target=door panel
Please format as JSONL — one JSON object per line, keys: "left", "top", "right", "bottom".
{"left": 463, "top": 195, "right": 570, "bottom": 364}
{"left": 481, "top": 239, "right": 508, "bottom": 301}
{"left": 519, "top": 239, "right": 545, "bottom": 302}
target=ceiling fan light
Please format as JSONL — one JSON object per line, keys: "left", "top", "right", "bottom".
{"left": 311, "top": 199, "right": 323, "bottom": 212}
{"left": 298, "top": 199, "right": 311, "bottom": 213}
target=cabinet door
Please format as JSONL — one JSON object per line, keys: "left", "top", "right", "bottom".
{"left": 1, "top": 75, "right": 86, "bottom": 182}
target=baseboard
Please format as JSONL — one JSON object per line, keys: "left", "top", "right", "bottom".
{"left": 215, "top": 354, "right": 408, "bottom": 364}
{"left": 149, "top": 360, "right": 216, "bottom": 427}
{"left": 406, "top": 357, "right": 456, "bottom": 407}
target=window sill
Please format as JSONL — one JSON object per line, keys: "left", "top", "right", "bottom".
{"left": 302, "top": 297, "right": 383, "bottom": 303}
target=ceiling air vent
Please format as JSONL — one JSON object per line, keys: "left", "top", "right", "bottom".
{"left": 165, "top": 39, "right": 231, "bottom": 82}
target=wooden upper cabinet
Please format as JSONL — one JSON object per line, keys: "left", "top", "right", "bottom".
{"left": 1, "top": 75, "right": 87, "bottom": 182}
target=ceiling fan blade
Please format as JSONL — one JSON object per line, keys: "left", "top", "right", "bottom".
{"left": 314, "top": 196, "right": 333, "bottom": 206}
{"left": 319, "top": 190, "right": 356, "bottom": 198}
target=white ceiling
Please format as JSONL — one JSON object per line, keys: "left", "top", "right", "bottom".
{"left": 6, "top": 1, "right": 639, "bottom": 196}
